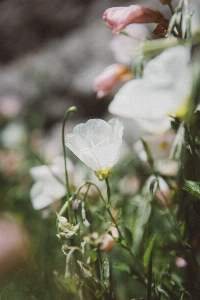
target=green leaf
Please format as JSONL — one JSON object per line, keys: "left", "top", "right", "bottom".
{"left": 140, "top": 138, "right": 154, "bottom": 167}
{"left": 95, "top": 210, "right": 109, "bottom": 223}
{"left": 183, "top": 180, "right": 200, "bottom": 199}
{"left": 108, "top": 231, "right": 128, "bottom": 249}
{"left": 121, "top": 223, "right": 133, "bottom": 247}
{"left": 116, "top": 209, "right": 122, "bottom": 222}
{"left": 120, "top": 239, "right": 127, "bottom": 248}
{"left": 77, "top": 260, "right": 92, "bottom": 278}
{"left": 113, "top": 263, "right": 131, "bottom": 274}
{"left": 157, "top": 285, "right": 169, "bottom": 297}
{"left": 143, "top": 234, "right": 156, "bottom": 268}
{"left": 95, "top": 290, "right": 104, "bottom": 298}
{"left": 90, "top": 249, "right": 98, "bottom": 263}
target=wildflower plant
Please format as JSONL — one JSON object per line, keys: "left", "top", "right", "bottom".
{"left": 25, "top": 0, "right": 200, "bottom": 299}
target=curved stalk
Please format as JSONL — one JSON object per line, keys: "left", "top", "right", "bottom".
{"left": 62, "top": 106, "right": 76, "bottom": 223}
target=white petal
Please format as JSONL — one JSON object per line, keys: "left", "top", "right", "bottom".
{"left": 30, "top": 182, "right": 55, "bottom": 209}
{"left": 65, "top": 118, "right": 123, "bottom": 172}
{"left": 30, "top": 180, "right": 66, "bottom": 210}
{"left": 108, "top": 45, "right": 191, "bottom": 133}
{"left": 29, "top": 165, "right": 52, "bottom": 181}
{"left": 144, "top": 45, "right": 190, "bottom": 89}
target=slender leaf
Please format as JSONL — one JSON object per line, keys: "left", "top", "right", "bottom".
{"left": 121, "top": 222, "right": 133, "bottom": 247}
{"left": 95, "top": 210, "right": 109, "bottom": 223}
{"left": 143, "top": 234, "right": 156, "bottom": 268}
{"left": 140, "top": 138, "right": 154, "bottom": 167}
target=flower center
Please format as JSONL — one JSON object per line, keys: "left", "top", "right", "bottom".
{"left": 80, "top": 137, "right": 111, "bottom": 172}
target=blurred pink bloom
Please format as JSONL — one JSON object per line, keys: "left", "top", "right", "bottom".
{"left": 100, "top": 226, "right": 118, "bottom": 252}
{"left": 175, "top": 257, "right": 187, "bottom": 268}
{"left": 0, "top": 214, "right": 30, "bottom": 280}
{"left": 93, "top": 64, "right": 132, "bottom": 98}
{"left": 0, "top": 95, "right": 22, "bottom": 118}
{"left": 103, "top": 5, "right": 168, "bottom": 36}
{"left": 119, "top": 173, "right": 141, "bottom": 195}
{"left": 0, "top": 149, "right": 22, "bottom": 176}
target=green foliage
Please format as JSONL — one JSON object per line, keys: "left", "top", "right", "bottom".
{"left": 183, "top": 180, "right": 200, "bottom": 199}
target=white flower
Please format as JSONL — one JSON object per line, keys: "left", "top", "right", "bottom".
{"left": 134, "top": 131, "right": 176, "bottom": 161}
{"left": 110, "top": 24, "right": 150, "bottom": 66}
{"left": 1, "top": 122, "right": 27, "bottom": 149}
{"left": 29, "top": 156, "right": 74, "bottom": 210}
{"left": 65, "top": 118, "right": 123, "bottom": 177}
{"left": 134, "top": 131, "right": 178, "bottom": 176}
{"left": 108, "top": 45, "right": 191, "bottom": 133}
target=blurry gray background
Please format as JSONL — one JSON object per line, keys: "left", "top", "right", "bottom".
{"left": 0, "top": 0, "right": 176, "bottom": 128}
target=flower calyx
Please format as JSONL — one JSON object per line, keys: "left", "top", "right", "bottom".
{"left": 57, "top": 215, "right": 80, "bottom": 239}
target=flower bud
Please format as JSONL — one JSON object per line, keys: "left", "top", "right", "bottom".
{"left": 93, "top": 64, "right": 132, "bottom": 99}
{"left": 103, "top": 5, "right": 167, "bottom": 34}
{"left": 72, "top": 199, "right": 81, "bottom": 210}
{"left": 152, "top": 19, "right": 169, "bottom": 37}
{"left": 175, "top": 257, "right": 187, "bottom": 268}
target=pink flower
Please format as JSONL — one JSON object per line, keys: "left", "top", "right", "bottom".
{"left": 0, "top": 95, "right": 22, "bottom": 119}
{"left": 103, "top": 5, "right": 168, "bottom": 36}
{"left": 100, "top": 226, "right": 118, "bottom": 252}
{"left": 93, "top": 64, "right": 132, "bottom": 98}
{"left": 175, "top": 257, "right": 187, "bottom": 268}
{"left": 0, "top": 214, "right": 30, "bottom": 280}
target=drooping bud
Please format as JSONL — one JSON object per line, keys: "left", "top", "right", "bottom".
{"left": 93, "top": 64, "right": 132, "bottom": 99}
{"left": 103, "top": 5, "right": 168, "bottom": 35}
{"left": 72, "top": 199, "right": 81, "bottom": 211}
{"left": 152, "top": 19, "right": 169, "bottom": 37}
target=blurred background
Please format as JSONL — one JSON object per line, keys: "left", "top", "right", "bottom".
{"left": 0, "top": 0, "right": 174, "bottom": 123}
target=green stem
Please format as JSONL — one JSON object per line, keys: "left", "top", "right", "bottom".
{"left": 62, "top": 106, "right": 76, "bottom": 223}
{"left": 105, "top": 177, "right": 111, "bottom": 206}
{"left": 86, "top": 180, "right": 146, "bottom": 282}
{"left": 168, "top": 1, "right": 175, "bottom": 15}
